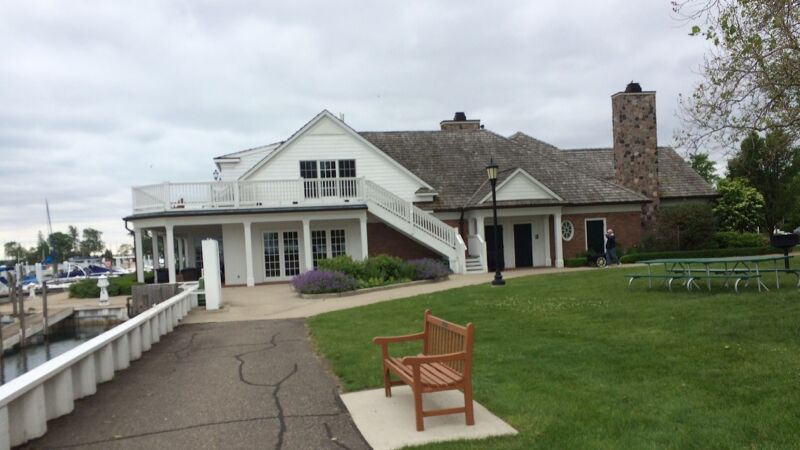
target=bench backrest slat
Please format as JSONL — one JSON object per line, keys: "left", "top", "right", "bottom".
{"left": 422, "top": 309, "right": 473, "bottom": 375}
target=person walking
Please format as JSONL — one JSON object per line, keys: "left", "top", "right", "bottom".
{"left": 604, "top": 228, "right": 620, "bottom": 267}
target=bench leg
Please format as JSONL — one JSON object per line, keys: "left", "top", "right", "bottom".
{"left": 464, "top": 382, "right": 475, "bottom": 426}
{"left": 413, "top": 388, "right": 425, "bottom": 431}
{"left": 383, "top": 368, "right": 392, "bottom": 398}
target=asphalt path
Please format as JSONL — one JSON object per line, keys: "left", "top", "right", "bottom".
{"left": 23, "top": 319, "right": 370, "bottom": 450}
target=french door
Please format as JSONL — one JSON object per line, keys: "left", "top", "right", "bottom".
{"left": 263, "top": 230, "right": 301, "bottom": 278}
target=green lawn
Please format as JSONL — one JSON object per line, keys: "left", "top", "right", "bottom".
{"left": 308, "top": 265, "right": 800, "bottom": 450}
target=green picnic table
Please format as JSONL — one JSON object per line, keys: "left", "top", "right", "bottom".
{"left": 626, "top": 254, "right": 798, "bottom": 293}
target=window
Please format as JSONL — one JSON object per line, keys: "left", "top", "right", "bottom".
{"left": 300, "top": 161, "right": 318, "bottom": 199}
{"left": 338, "top": 159, "right": 357, "bottom": 196}
{"left": 319, "top": 160, "right": 337, "bottom": 196}
{"left": 311, "top": 230, "right": 327, "bottom": 268}
{"left": 264, "top": 232, "right": 281, "bottom": 277}
{"left": 338, "top": 159, "right": 356, "bottom": 178}
{"left": 283, "top": 231, "right": 300, "bottom": 276}
{"left": 561, "top": 220, "right": 575, "bottom": 241}
{"left": 330, "top": 229, "right": 346, "bottom": 257}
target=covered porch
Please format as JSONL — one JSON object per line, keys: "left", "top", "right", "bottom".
{"left": 130, "top": 208, "right": 370, "bottom": 286}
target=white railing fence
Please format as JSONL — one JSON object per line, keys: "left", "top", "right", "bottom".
{"left": 0, "top": 285, "right": 199, "bottom": 449}
{"left": 362, "top": 180, "right": 457, "bottom": 249}
{"left": 131, "top": 178, "right": 364, "bottom": 212}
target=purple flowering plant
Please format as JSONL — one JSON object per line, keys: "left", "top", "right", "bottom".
{"left": 407, "top": 258, "right": 451, "bottom": 280}
{"left": 291, "top": 270, "right": 359, "bottom": 294}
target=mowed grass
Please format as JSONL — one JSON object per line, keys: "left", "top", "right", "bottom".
{"left": 308, "top": 264, "right": 800, "bottom": 450}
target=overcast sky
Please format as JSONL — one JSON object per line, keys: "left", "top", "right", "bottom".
{"left": 0, "top": 1, "right": 712, "bottom": 257}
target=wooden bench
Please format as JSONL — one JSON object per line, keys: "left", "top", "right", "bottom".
{"left": 373, "top": 310, "right": 475, "bottom": 431}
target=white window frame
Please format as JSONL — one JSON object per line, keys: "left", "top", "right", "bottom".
{"left": 561, "top": 219, "right": 575, "bottom": 242}
{"left": 262, "top": 229, "right": 302, "bottom": 279}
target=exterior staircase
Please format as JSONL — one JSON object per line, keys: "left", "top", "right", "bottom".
{"left": 465, "top": 256, "right": 484, "bottom": 273}
{"left": 361, "top": 179, "right": 468, "bottom": 273}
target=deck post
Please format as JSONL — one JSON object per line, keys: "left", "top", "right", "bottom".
{"left": 151, "top": 231, "right": 160, "bottom": 283}
{"left": 360, "top": 213, "right": 369, "bottom": 261}
{"left": 166, "top": 224, "right": 176, "bottom": 284}
{"left": 302, "top": 219, "right": 313, "bottom": 271}
{"left": 177, "top": 238, "right": 185, "bottom": 271}
{"left": 134, "top": 228, "right": 145, "bottom": 283}
{"left": 243, "top": 221, "right": 255, "bottom": 287}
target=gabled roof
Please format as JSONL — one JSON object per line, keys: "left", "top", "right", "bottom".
{"left": 359, "top": 130, "right": 649, "bottom": 210}
{"left": 239, "top": 110, "right": 434, "bottom": 190}
{"left": 477, "top": 167, "right": 563, "bottom": 204}
{"left": 214, "top": 142, "right": 283, "bottom": 161}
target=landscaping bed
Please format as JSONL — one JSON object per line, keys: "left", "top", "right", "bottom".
{"left": 308, "top": 261, "right": 800, "bottom": 449}
{"left": 292, "top": 255, "right": 450, "bottom": 296}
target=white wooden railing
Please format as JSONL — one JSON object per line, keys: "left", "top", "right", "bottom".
{"left": 0, "top": 285, "right": 198, "bottom": 449}
{"left": 131, "top": 178, "right": 364, "bottom": 213}
{"left": 361, "top": 180, "right": 457, "bottom": 249}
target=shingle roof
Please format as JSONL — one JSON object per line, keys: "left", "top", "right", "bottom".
{"left": 359, "top": 130, "right": 649, "bottom": 210}
{"left": 559, "top": 147, "right": 718, "bottom": 198}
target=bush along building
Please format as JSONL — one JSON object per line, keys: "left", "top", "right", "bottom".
{"left": 125, "top": 83, "right": 716, "bottom": 285}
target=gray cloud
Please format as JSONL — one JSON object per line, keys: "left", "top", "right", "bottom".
{"left": 0, "top": 0, "right": 713, "bottom": 256}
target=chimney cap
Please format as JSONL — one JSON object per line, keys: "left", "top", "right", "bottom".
{"left": 625, "top": 81, "right": 643, "bottom": 93}
{"left": 454, "top": 112, "right": 467, "bottom": 121}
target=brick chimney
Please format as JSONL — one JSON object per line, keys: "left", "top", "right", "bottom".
{"left": 440, "top": 112, "right": 481, "bottom": 131}
{"left": 611, "top": 82, "right": 659, "bottom": 228}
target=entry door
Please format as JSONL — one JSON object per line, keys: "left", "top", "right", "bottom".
{"left": 263, "top": 231, "right": 301, "bottom": 278}
{"left": 485, "top": 225, "right": 504, "bottom": 271}
{"left": 586, "top": 219, "right": 606, "bottom": 256}
{"left": 513, "top": 224, "right": 533, "bottom": 267}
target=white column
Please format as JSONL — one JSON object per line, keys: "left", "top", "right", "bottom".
{"left": 359, "top": 213, "right": 369, "bottom": 260}
{"left": 475, "top": 214, "right": 487, "bottom": 272}
{"left": 134, "top": 227, "right": 144, "bottom": 283}
{"left": 554, "top": 210, "right": 564, "bottom": 268}
{"left": 302, "top": 219, "right": 313, "bottom": 271}
{"left": 243, "top": 222, "right": 255, "bottom": 287}
{"left": 543, "top": 216, "right": 552, "bottom": 267}
{"left": 186, "top": 237, "right": 196, "bottom": 268}
{"left": 177, "top": 238, "right": 185, "bottom": 270}
{"left": 201, "top": 239, "right": 222, "bottom": 310}
{"left": 166, "top": 225, "right": 176, "bottom": 284}
{"left": 151, "top": 231, "right": 160, "bottom": 283}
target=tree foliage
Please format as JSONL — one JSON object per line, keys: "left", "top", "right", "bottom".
{"left": 674, "top": 0, "right": 800, "bottom": 151}
{"left": 726, "top": 130, "right": 800, "bottom": 231}
{"left": 643, "top": 202, "right": 718, "bottom": 251}
{"left": 688, "top": 152, "right": 719, "bottom": 184}
{"left": 713, "top": 178, "right": 765, "bottom": 232}
{"left": 79, "top": 228, "right": 104, "bottom": 255}
{"left": 49, "top": 232, "right": 75, "bottom": 263}
{"left": 3, "top": 241, "right": 26, "bottom": 262}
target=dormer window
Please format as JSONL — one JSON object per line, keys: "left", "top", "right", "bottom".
{"left": 299, "top": 159, "right": 357, "bottom": 199}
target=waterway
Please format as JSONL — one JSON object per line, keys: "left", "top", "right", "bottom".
{"left": 1, "top": 321, "right": 117, "bottom": 385}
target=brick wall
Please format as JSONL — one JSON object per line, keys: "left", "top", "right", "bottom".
{"left": 560, "top": 211, "right": 642, "bottom": 258}
{"left": 367, "top": 223, "right": 440, "bottom": 259}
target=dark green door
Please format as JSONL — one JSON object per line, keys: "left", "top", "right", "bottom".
{"left": 586, "top": 219, "right": 605, "bottom": 255}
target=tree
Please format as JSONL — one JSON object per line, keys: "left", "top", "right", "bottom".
{"left": 68, "top": 225, "right": 80, "bottom": 253}
{"left": 688, "top": 152, "right": 719, "bottom": 185}
{"left": 674, "top": 0, "right": 800, "bottom": 151}
{"left": 117, "top": 243, "right": 133, "bottom": 255}
{"left": 643, "top": 202, "right": 718, "bottom": 250}
{"left": 3, "top": 241, "right": 26, "bottom": 262}
{"left": 103, "top": 249, "right": 113, "bottom": 260}
{"left": 727, "top": 130, "right": 800, "bottom": 231}
{"left": 49, "top": 232, "right": 75, "bottom": 263}
{"left": 79, "top": 228, "right": 104, "bottom": 256}
{"left": 713, "top": 178, "right": 765, "bottom": 232}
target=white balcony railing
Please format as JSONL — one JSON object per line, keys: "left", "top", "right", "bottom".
{"left": 131, "top": 178, "right": 365, "bottom": 213}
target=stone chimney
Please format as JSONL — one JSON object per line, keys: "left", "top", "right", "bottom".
{"left": 440, "top": 112, "right": 481, "bottom": 131}
{"left": 611, "top": 82, "right": 659, "bottom": 228}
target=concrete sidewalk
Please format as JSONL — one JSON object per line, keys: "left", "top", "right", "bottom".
{"left": 184, "top": 266, "right": 597, "bottom": 324}
{"left": 25, "top": 319, "right": 370, "bottom": 449}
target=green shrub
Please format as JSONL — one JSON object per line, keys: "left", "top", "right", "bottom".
{"left": 619, "top": 246, "right": 775, "bottom": 263}
{"left": 316, "top": 254, "right": 427, "bottom": 288}
{"left": 363, "top": 255, "right": 415, "bottom": 281}
{"left": 643, "top": 202, "right": 718, "bottom": 251}
{"left": 318, "top": 255, "right": 365, "bottom": 279}
{"left": 565, "top": 257, "right": 587, "bottom": 267}
{"left": 714, "top": 231, "right": 767, "bottom": 248}
{"left": 68, "top": 274, "right": 141, "bottom": 298}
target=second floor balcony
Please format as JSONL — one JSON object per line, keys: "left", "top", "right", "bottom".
{"left": 131, "top": 178, "right": 365, "bottom": 214}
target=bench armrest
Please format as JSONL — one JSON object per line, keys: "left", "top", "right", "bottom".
{"left": 372, "top": 332, "right": 425, "bottom": 345}
{"left": 402, "top": 351, "right": 468, "bottom": 366}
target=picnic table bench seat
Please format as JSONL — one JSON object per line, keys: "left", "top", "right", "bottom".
{"left": 626, "top": 273, "right": 756, "bottom": 292}
{"left": 373, "top": 310, "right": 475, "bottom": 431}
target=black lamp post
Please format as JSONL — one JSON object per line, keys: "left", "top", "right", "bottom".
{"left": 486, "top": 159, "right": 505, "bottom": 286}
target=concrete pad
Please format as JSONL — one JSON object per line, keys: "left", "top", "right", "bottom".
{"left": 341, "top": 385, "right": 517, "bottom": 450}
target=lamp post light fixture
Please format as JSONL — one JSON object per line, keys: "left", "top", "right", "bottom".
{"left": 213, "top": 169, "right": 220, "bottom": 181}
{"left": 486, "top": 159, "right": 505, "bottom": 286}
